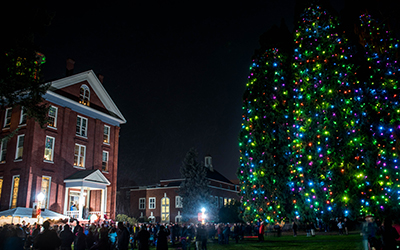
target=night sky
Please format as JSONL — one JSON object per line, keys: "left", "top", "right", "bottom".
{"left": 25, "top": 0, "right": 351, "bottom": 186}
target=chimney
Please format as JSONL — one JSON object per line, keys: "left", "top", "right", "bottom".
{"left": 205, "top": 155, "right": 213, "bottom": 171}
{"left": 98, "top": 74, "right": 104, "bottom": 83}
{"left": 66, "top": 58, "right": 75, "bottom": 76}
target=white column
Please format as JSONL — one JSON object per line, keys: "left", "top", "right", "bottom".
{"left": 63, "top": 187, "right": 69, "bottom": 216}
{"left": 100, "top": 188, "right": 105, "bottom": 219}
{"left": 78, "top": 186, "right": 84, "bottom": 219}
{"left": 86, "top": 188, "right": 90, "bottom": 212}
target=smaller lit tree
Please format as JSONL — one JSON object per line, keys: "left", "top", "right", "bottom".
{"left": 180, "top": 148, "right": 213, "bottom": 222}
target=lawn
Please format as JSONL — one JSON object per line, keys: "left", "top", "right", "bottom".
{"left": 162, "top": 234, "right": 364, "bottom": 250}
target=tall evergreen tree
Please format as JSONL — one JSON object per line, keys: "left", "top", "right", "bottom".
{"left": 288, "top": 2, "right": 366, "bottom": 221}
{"left": 238, "top": 22, "right": 292, "bottom": 223}
{"left": 180, "top": 148, "right": 213, "bottom": 222}
{"left": 354, "top": 13, "right": 400, "bottom": 217}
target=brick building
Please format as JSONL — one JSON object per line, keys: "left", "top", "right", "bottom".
{"left": 0, "top": 66, "right": 126, "bottom": 220}
{"left": 125, "top": 156, "right": 239, "bottom": 223}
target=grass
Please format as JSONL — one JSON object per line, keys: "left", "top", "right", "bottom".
{"left": 158, "top": 233, "right": 364, "bottom": 250}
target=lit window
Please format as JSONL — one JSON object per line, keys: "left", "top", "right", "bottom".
{"left": 0, "top": 177, "right": 3, "bottom": 201}
{"left": 19, "top": 107, "right": 27, "bottom": 125}
{"left": 74, "top": 144, "right": 86, "bottom": 168}
{"left": 40, "top": 176, "right": 51, "bottom": 209}
{"left": 103, "top": 125, "right": 110, "bottom": 144}
{"left": 228, "top": 198, "right": 232, "bottom": 205}
{"left": 0, "top": 139, "right": 7, "bottom": 163}
{"left": 10, "top": 175, "right": 20, "bottom": 209}
{"left": 44, "top": 136, "right": 55, "bottom": 162}
{"left": 79, "top": 85, "right": 90, "bottom": 106}
{"left": 175, "top": 196, "right": 183, "bottom": 208}
{"left": 48, "top": 106, "right": 58, "bottom": 128}
{"left": 76, "top": 116, "right": 88, "bottom": 137}
{"left": 139, "top": 198, "right": 146, "bottom": 210}
{"left": 102, "top": 151, "right": 109, "bottom": 172}
{"left": 161, "top": 197, "right": 170, "bottom": 223}
{"left": 149, "top": 197, "right": 156, "bottom": 209}
{"left": 224, "top": 198, "right": 227, "bottom": 206}
{"left": 3, "top": 108, "right": 12, "bottom": 128}
{"left": 15, "top": 135, "right": 24, "bottom": 160}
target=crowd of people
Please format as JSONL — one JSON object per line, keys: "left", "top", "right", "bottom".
{"left": 1, "top": 216, "right": 400, "bottom": 250}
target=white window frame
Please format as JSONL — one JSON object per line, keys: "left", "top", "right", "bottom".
{"left": 175, "top": 196, "right": 183, "bottom": 208}
{"left": 79, "top": 84, "right": 90, "bottom": 106}
{"left": 41, "top": 176, "right": 52, "bottom": 209}
{"left": 103, "top": 125, "right": 110, "bottom": 144}
{"left": 3, "top": 108, "right": 12, "bottom": 128}
{"left": 44, "top": 136, "right": 55, "bottom": 162}
{"left": 139, "top": 198, "right": 146, "bottom": 210}
{"left": 15, "top": 134, "right": 24, "bottom": 160}
{"left": 74, "top": 144, "right": 86, "bottom": 168}
{"left": 149, "top": 197, "right": 156, "bottom": 209}
{"left": 10, "top": 175, "right": 20, "bottom": 209}
{"left": 161, "top": 197, "right": 170, "bottom": 223}
{"left": 19, "top": 107, "right": 27, "bottom": 125}
{"left": 102, "top": 151, "right": 109, "bottom": 172}
{"left": 76, "top": 116, "right": 88, "bottom": 137}
{"left": 0, "top": 139, "right": 7, "bottom": 163}
{"left": 47, "top": 106, "right": 58, "bottom": 128}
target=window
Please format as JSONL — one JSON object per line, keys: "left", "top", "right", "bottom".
{"left": 175, "top": 196, "right": 183, "bottom": 208}
{"left": 102, "top": 151, "right": 109, "bottom": 172}
{"left": 40, "top": 176, "right": 51, "bottom": 209}
{"left": 15, "top": 134, "right": 24, "bottom": 160}
{"left": 161, "top": 197, "right": 170, "bottom": 223}
{"left": 44, "top": 136, "right": 55, "bottom": 162}
{"left": 10, "top": 175, "right": 20, "bottom": 209}
{"left": 228, "top": 198, "right": 232, "bottom": 205}
{"left": 79, "top": 85, "right": 90, "bottom": 106}
{"left": 149, "top": 197, "right": 156, "bottom": 209}
{"left": 74, "top": 144, "right": 86, "bottom": 168}
{"left": 215, "top": 196, "right": 218, "bottom": 207}
{"left": 139, "top": 198, "right": 146, "bottom": 210}
{"left": 0, "top": 177, "right": 3, "bottom": 201}
{"left": 48, "top": 106, "right": 58, "bottom": 128}
{"left": 76, "top": 116, "right": 88, "bottom": 137}
{"left": 19, "top": 107, "right": 27, "bottom": 125}
{"left": 224, "top": 198, "right": 228, "bottom": 206}
{"left": 3, "top": 108, "right": 12, "bottom": 128}
{"left": 103, "top": 125, "right": 110, "bottom": 144}
{"left": 0, "top": 139, "right": 7, "bottom": 163}
{"left": 219, "top": 197, "right": 223, "bottom": 208}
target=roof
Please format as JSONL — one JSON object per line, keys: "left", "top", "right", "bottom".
{"left": 46, "top": 70, "right": 126, "bottom": 124}
{"left": 64, "top": 169, "right": 111, "bottom": 186}
{"left": 206, "top": 168, "right": 233, "bottom": 184}
{"left": 0, "top": 207, "right": 69, "bottom": 220}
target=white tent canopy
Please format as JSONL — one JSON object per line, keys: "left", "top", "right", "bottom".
{"left": 0, "top": 207, "right": 70, "bottom": 225}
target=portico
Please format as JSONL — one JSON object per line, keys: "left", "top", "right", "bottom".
{"left": 63, "top": 170, "right": 110, "bottom": 220}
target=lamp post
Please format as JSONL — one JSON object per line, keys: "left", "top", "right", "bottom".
{"left": 37, "top": 192, "right": 45, "bottom": 223}
{"left": 201, "top": 207, "right": 206, "bottom": 224}
{"left": 37, "top": 192, "right": 45, "bottom": 209}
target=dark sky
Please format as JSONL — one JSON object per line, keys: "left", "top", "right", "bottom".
{"left": 31, "top": 0, "right": 348, "bottom": 186}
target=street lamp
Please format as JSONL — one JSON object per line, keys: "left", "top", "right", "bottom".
{"left": 37, "top": 192, "right": 45, "bottom": 209}
{"left": 201, "top": 207, "right": 206, "bottom": 224}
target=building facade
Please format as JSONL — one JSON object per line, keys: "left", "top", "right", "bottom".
{"left": 0, "top": 69, "right": 126, "bottom": 220}
{"left": 126, "top": 156, "right": 239, "bottom": 223}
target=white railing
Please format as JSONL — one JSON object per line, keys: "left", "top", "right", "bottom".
{"left": 65, "top": 211, "right": 104, "bottom": 219}
{"left": 66, "top": 211, "right": 79, "bottom": 218}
